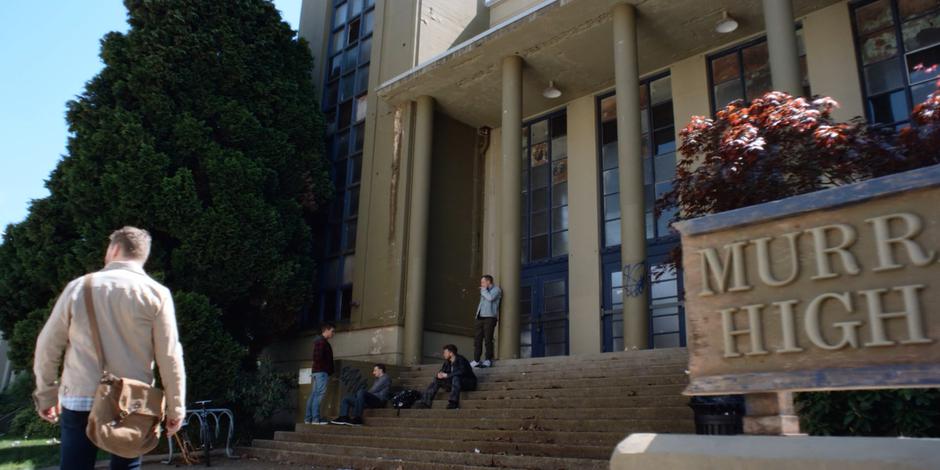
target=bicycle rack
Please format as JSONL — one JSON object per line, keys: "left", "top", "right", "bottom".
{"left": 163, "top": 407, "right": 238, "bottom": 464}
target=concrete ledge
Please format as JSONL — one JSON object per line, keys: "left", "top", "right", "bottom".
{"left": 611, "top": 433, "right": 940, "bottom": 470}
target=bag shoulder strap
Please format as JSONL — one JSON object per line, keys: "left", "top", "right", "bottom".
{"left": 83, "top": 274, "right": 108, "bottom": 374}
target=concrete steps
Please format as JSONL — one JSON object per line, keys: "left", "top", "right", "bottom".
{"left": 246, "top": 348, "right": 693, "bottom": 469}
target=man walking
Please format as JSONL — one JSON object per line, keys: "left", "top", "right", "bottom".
{"left": 472, "top": 275, "right": 501, "bottom": 368}
{"left": 33, "top": 226, "right": 186, "bottom": 470}
{"left": 416, "top": 344, "right": 476, "bottom": 409}
{"left": 331, "top": 364, "right": 391, "bottom": 426}
{"left": 305, "top": 322, "right": 335, "bottom": 425}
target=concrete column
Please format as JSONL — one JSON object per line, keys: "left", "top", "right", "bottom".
{"left": 612, "top": 2, "right": 649, "bottom": 350}
{"left": 402, "top": 95, "right": 435, "bottom": 365}
{"left": 762, "top": 0, "right": 803, "bottom": 96}
{"left": 498, "top": 55, "right": 523, "bottom": 360}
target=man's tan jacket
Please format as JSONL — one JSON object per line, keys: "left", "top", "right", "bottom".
{"left": 33, "top": 261, "right": 186, "bottom": 420}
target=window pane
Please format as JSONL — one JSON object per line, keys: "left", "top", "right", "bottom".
{"left": 532, "top": 163, "right": 549, "bottom": 189}
{"left": 899, "top": 0, "right": 939, "bottom": 19}
{"left": 604, "top": 194, "right": 621, "bottom": 220}
{"left": 603, "top": 169, "right": 619, "bottom": 195}
{"left": 350, "top": 0, "right": 363, "bottom": 17}
{"left": 653, "top": 127, "right": 676, "bottom": 155}
{"left": 348, "top": 18, "right": 361, "bottom": 44}
{"left": 342, "top": 254, "right": 355, "bottom": 284}
{"left": 552, "top": 206, "right": 568, "bottom": 231}
{"left": 602, "top": 142, "right": 618, "bottom": 170}
{"left": 714, "top": 79, "right": 743, "bottom": 109}
{"left": 644, "top": 157, "right": 653, "bottom": 185}
{"left": 902, "top": 10, "right": 940, "bottom": 52}
{"left": 552, "top": 182, "right": 568, "bottom": 207}
{"left": 552, "top": 159, "right": 567, "bottom": 184}
{"left": 743, "top": 43, "right": 771, "bottom": 99}
{"left": 335, "top": 130, "right": 349, "bottom": 157}
{"left": 341, "top": 286, "right": 352, "bottom": 321}
{"left": 353, "top": 123, "right": 365, "bottom": 151}
{"left": 531, "top": 142, "right": 548, "bottom": 167}
{"left": 347, "top": 187, "right": 360, "bottom": 217}
{"left": 865, "top": 57, "right": 905, "bottom": 94}
{"left": 552, "top": 231, "right": 569, "bottom": 257}
{"left": 551, "top": 114, "right": 567, "bottom": 137}
{"left": 532, "top": 188, "right": 548, "bottom": 211}
{"left": 332, "top": 29, "right": 345, "bottom": 52}
{"left": 652, "top": 279, "right": 677, "bottom": 299}
{"left": 339, "top": 100, "right": 352, "bottom": 128}
{"left": 325, "top": 81, "right": 339, "bottom": 108}
{"left": 651, "top": 102, "right": 674, "bottom": 129}
{"left": 341, "top": 74, "right": 354, "bottom": 100}
{"left": 869, "top": 90, "right": 910, "bottom": 123}
{"left": 531, "top": 235, "right": 549, "bottom": 260}
{"left": 531, "top": 120, "right": 549, "bottom": 143}
{"left": 334, "top": 2, "right": 348, "bottom": 26}
{"left": 344, "top": 220, "right": 358, "bottom": 250}
{"left": 856, "top": 0, "right": 893, "bottom": 35}
{"left": 551, "top": 135, "right": 567, "bottom": 158}
{"left": 611, "top": 271, "right": 623, "bottom": 288}
{"left": 600, "top": 96, "right": 617, "bottom": 122}
{"left": 658, "top": 208, "right": 676, "bottom": 237}
{"left": 531, "top": 212, "right": 548, "bottom": 235}
{"left": 334, "top": 161, "right": 347, "bottom": 188}
{"left": 363, "top": 10, "right": 375, "bottom": 35}
{"left": 350, "top": 156, "right": 362, "bottom": 183}
{"left": 912, "top": 80, "right": 937, "bottom": 105}
{"left": 712, "top": 53, "right": 740, "bottom": 84}
{"left": 654, "top": 152, "right": 676, "bottom": 182}
{"left": 861, "top": 29, "right": 899, "bottom": 64}
{"left": 359, "top": 37, "right": 372, "bottom": 65}
{"left": 653, "top": 333, "right": 680, "bottom": 348}
{"left": 357, "top": 65, "right": 369, "bottom": 93}
{"left": 605, "top": 220, "right": 621, "bottom": 247}
{"left": 650, "top": 75, "right": 672, "bottom": 104}
{"left": 653, "top": 315, "right": 679, "bottom": 334}
{"left": 356, "top": 95, "right": 368, "bottom": 122}
{"left": 907, "top": 44, "right": 940, "bottom": 84}
{"left": 640, "top": 107, "right": 650, "bottom": 133}
{"left": 329, "top": 54, "right": 342, "bottom": 78}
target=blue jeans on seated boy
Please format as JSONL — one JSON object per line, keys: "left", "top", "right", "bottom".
{"left": 60, "top": 407, "right": 141, "bottom": 470}
{"left": 340, "top": 388, "right": 385, "bottom": 418}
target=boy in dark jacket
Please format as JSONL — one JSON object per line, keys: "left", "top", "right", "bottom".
{"left": 304, "top": 323, "right": 335, "bottom": 424}
{"left": 416, "top": 344, "right": 477, "bottom": 409}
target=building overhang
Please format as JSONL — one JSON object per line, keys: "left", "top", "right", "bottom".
{"left": 376, "top": 0, "right": 841, "bottom": 128}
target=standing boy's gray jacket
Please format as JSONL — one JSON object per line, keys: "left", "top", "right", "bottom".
{"left": 476, "top": 286, "right": 502, "bottom": 319}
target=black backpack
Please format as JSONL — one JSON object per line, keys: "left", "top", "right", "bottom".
{"left": 391, "top": 389, "right": 422, "bottom": 414}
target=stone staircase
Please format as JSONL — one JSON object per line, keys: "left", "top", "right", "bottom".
{"left": 246, "top": 347, "right": 694, "bottom": 469}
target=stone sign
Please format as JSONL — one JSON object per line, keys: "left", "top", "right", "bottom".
{"left": 675, "top": 165, "right": 940, "bottom": 396}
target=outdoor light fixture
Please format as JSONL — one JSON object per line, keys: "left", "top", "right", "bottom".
{"left": 715, "top": 11, "right": 738, "bottom": 34}
{"left": 542, "top": 81, "right": 562, "bottom": 99}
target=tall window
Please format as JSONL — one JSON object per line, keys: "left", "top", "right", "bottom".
{"left": 317, "top": 0, "right": 375, "bottom": 323}
{"left": 708, "top": 29, "right": 810, "bottom": 113}
{"left": 597, "top": 73, "right": 685, "bottom": 350}
{"left": 598, "top": 73, "right": 676, "bottom": 248}
{"left": 851, "top": 0, "right": 940, "bottom": 127}
{"left": 521, "top": 112, "right": 569, "bottom": 264}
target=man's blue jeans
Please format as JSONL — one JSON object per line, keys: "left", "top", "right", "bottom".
{"left": 304, "top": 371, "right": 328, "bottom": 422}
{"left": 60, "top": 408, "right": 141, "bottom": 470}
{"left": 339, "top": 389, "right": 385, "bottom": 418}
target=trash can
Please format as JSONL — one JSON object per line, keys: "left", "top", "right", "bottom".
{"left": 688, "top": 395, "right": 744, "bottom": 435}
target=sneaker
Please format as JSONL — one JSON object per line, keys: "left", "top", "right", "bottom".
{"left": 349, "top": 417, "right": 364, "bottom": 426}
{"left": 470, "top": 360, "right": 480, "bottom": 368}
{"left": 446, "top": 401, "right": 459, "bottom": 409}
{"left": 303, "top": 419, "right": 312, "bottom": 424}
{"left": 330, "top": 416, "right": 351, "bottom": 425}
{"left": 481, "top": 360, "right": 492, "bottom": 368}
{"left": 311, "top": 419, "right": 329, "bottom": 425}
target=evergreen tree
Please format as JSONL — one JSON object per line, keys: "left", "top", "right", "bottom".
{"left": 0, "top": 0, "right": 330, "bottom": 365}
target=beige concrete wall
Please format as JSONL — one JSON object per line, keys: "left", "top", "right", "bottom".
{"left": 425, "top": 113, "right": 482, "bottom": 338}
{"left": 803, "top": 1, "right": 866, "bottom": 122}
{"left": 417, "top": 0, "right": 489, "bottom": 64}
{"left": 566, "top": 95, "right": 602, "bottom": 355}
{"left": 488, "top": 0, "right": 543, "bottom": 26}
{"left": 299, "top": 0, "right": 333, "bottom": 96}
{"left": 265, "top": 325, "right": 405, "bottom": 369}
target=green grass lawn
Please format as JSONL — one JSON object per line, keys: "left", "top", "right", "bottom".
{"left": 0, "top": 437, "right": 59, "bottom": 470}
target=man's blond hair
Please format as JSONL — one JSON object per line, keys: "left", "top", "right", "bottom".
{"left": 109, "top": 226, "right": 152, "bottom": 261}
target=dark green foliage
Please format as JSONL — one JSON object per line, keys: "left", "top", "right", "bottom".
{"left": 173, "top": 292, "right": 246, "bottom": 403}
{"left": 0, "top": 0, "right": 329, "bottom": 363}
{"left": 0, "top": 374, "right": 58, "bottom": 439}
{"left": 796, "top": 389, "right": 940, "bottom": 437}
{"left": 225, "top": 357, "right": 294, "bottom": 439}
{"left": 8, "top": 308, "right": 51, "bottom": 372}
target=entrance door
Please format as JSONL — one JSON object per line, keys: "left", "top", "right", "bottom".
{"left": 520, "top": 270, "right": 569, "bottom": 358}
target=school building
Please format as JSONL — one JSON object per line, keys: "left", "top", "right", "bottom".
{"left": 265, "top": 0, "right": 940, "bottom": 367}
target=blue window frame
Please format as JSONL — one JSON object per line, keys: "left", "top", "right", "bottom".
{"left": 311, "top": 0, "right": 375, "bottom": 327}
{"left": 850, "top": 0, "right": 940, "bottom": 128}
{"left": 521, "top": 110, "right": 569, "bottom": 264}
{"left": 707, "top": 28, "right": 810, "bottom": 114}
